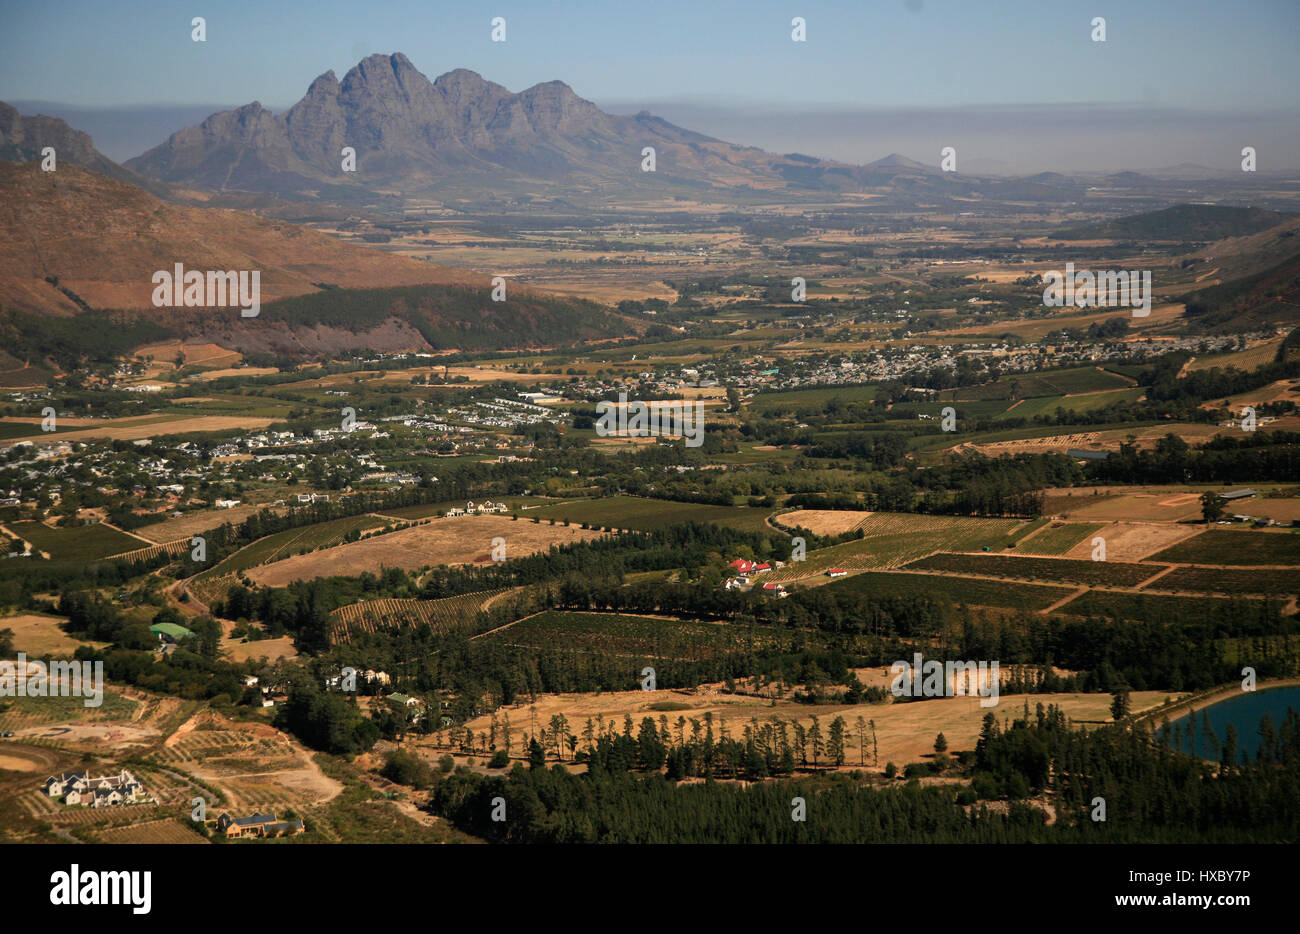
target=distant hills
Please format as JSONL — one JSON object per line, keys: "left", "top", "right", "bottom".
{"left": 1054, "top": 204, "right": 1296, "bottom": 242}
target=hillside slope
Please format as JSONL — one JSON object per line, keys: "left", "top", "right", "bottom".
{"left": 0, "top": 160, "right": 477, "bottom": 317}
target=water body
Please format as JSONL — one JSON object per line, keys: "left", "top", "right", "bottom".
{"left": 1159, "top": 685, "right": 1300, "bottom": 763}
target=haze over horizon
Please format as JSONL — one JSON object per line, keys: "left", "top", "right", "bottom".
{"left": 2, "top": 0, "right": 1297, "bottom": 174}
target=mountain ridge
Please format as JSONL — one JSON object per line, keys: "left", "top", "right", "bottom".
{"left": 123, "top": 52, "right": 932, "bottom": 199}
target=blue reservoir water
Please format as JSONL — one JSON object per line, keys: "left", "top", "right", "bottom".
{"left": 1160, "top": 685, "right": 1300, "bottom": 762}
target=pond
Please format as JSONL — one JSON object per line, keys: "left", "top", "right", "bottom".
{"left": 1159, "top": 685, "right": 1300, "bottom": 763}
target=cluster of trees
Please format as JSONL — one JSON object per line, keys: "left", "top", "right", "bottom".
{"left": 56, "top": 591, "right": 222, "bottom": 657}
{"left": 1087, "top": 432, "right": 1300, "bottom": 484}
{"left": 427, "top": 703, "right": 1300, "bottom": 843}
{"left": 275, "top": 681, "right": 379, "bottom": 756}
{"left": 441, "top": 710, "right": 881, "bottom": 781}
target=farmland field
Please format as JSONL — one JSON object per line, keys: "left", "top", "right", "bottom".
{"left": 1055, "top": 590, "right": 1278, "bottom": 624}
{"left": 93, "top": 818, "right": 208, "bottom": 844}
{"left": 481, "top": 610, "right": 818, "bottom": 660}
{"left": 331, "top": 588, "right": 512, "bottom": 642}
{"left": 134, "top": 502, "right": 290, "bottom": 544}
{"left": 1017, "top": 521, "right": 1105, "bottom": 555}
{"left": 765, "top": 513, "right": 1026, "bottom": 581}
{"left": 1153, "top": 566, "right": 1300, "bottom": 596}
{"left": 244, "top": 515, "right": 607, "bottom": 587}
{"left": 8, "top": 521, "right": 141, "bottom": 561}
{"left": 528, "top": 495, "right": 772, "bottom": 533}
{"left": 1008, "top": 387, "right": 1145, "bottom": 419}
{"left": 0, "top": 613, "right": 99, "bottom": 656}
{"left": 749, "top": 384, "right": 880, "bottom": 414}
{"left": 1062, "top": 521, "right": 1202, "bottom": 561}
{"left": 904, "top": 553, "right": 1163, "bottom": 587}
{"left": 2, "top": 414, "right": 277, "bottom": 443}
{"left": 777, "top": 509, "right": 873, "bottom": 537}
{"left": 199, "top": 515, "right": 393, "bottom": 579}
{"left": 821, "top": 570, "right": 1076, "bottom": 611}
{"left": 455, "top": 681, "right": 1173, "bottom": 773}
{"left": 1149, "top": 529, "right": 1300, "bottom": 566}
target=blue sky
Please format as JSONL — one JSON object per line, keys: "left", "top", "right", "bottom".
{"left": 2, "top": 0, "right": 1296, "bottom": 110}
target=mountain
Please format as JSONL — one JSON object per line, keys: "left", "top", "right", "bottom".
{"left": 124, "top": 53, "right": 961, "bottom": 201}
{"left": 0, "top": 101, "right": 177, "bottom": 197}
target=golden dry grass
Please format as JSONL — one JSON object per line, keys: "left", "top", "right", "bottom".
{"left": 134, "top": 503, "right": 286, "bottom": 544}
{"left": 4, "top": 415, "right": 276, "bottom": 444}
{"left": 779, "top": 509, "right": 874, "bottom": 536}
{"left": 457, "top": 676, "right": 1172, "bottom": 770}
{"left": 0, "top": 613, "right": 100, "bottom": 656}
{"left": 1063, "top": 521, "right": 1202, "bottom": 561}
{"left": 244, "top": 515, "right": 606, "bottom": 586}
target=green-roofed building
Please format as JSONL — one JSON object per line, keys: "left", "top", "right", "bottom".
{"left": 149, "top": 622, "right": 194, "bottom": 643}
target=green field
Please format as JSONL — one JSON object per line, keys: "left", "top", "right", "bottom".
{"left": 1017, "top": 522, "right": 1105, "bottom": 555}
{"left": 821, "top": 571, "right": 1075, "bottom": 611}
{"left": 528, "top": 496, "right": 772, "bottom": 533}
{"left": 1149, "top": 530, "right": 1300, "bottom": 566}
{"left": 749, "top": 384, "right": 880, "bottom": 415}
{"left": 1054, "top": 590, "right": 1277, "bottom": 624}
{"left": 1154, "top": 566, "right": 1300, "bottom": 596}
{"left": 904, "top": 552, "right": 1161, "bottom": 587}
{"left": 951, "top": 366, "right": 1133, "bottom": 402}
{"left": 769, "top": 513, "right": 1027, "bottom": 580}
{"left": 8, "top": 521, "right": 142, "bottom": 561}
{"left": 1007, "top": 387, "right": 1145, "bottom": 419}
{"left": 482, "top": 610, "right": 820, "bottom": 659}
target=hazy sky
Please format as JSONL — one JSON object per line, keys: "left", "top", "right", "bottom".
{"left": 2, "top": 0, "right": 1297, "bottom": 170}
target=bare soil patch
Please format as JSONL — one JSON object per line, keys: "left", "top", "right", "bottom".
{"left": 1064, "top": 521, "right": 1202, "bottom": 561}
